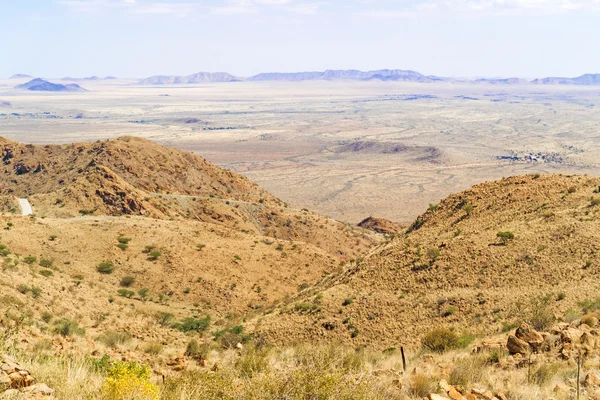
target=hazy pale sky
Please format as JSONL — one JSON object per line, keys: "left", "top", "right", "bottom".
{"left": 2, "top": 0, "right": 599, "bottom": 79}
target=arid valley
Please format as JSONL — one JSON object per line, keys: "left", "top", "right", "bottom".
{"left": 2, "top": 78, "right": 599, "bottom": 224}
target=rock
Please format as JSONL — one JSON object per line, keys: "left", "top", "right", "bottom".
{"left": 429, "top": 395, "right": 451, "bottom": 400}
{"left": 550, "top": 323, "right": 570, "bottom": 334}
{"left": 561, "top": 328, "right": 583, "bottom": 344}
{"left": 543, "top": 333, "right": 561, "bottom": 351}
{"left": 581, "top": 332, "right": 596, "bottom": 348}
{"left": 585, "top": 373, "right": 600, "bottom": 387}
{"left": 22, "top": 383, "right": 54, "bottom": 396}
{"left": 554, "top": 383, "right": 573, "bottom": 394}
{"left": 496, "top": 392, "right": 508, "bottom": 400}
{"left": 515, "top": 323, "right": 544, "bottom": 351}
{"left": 236, "top": 343, "right": 243, "bottom": 350}
{"left": 439, "top": 379, "right": 451, "bottom": 392}
{"left": 448, "top": 386, "right": 466, "bottom": 400}
{"left": 507, "top": 335, "right": 530, "bottom": 355}
{"left": 1, "top": 354, "right": 53, "bottom": 396}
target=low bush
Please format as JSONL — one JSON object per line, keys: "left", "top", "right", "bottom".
{"left": 185, "top": 339, "right": 210, "bottom": 360}
{"left": 173, "top": 316, "right": 211, "bottom": 333}
{"left": 117, "top": 289, "right": 135, "bottom": 298}
{"left": 410, "top": 373, "right": 438, "bottom": 398}
{"left": 97, "top": 262, "right": 114, "bottom": 274}
{"left": 421, "top": 328, "right": 463, "bottom": 353}
{"left": 53, "top": 318, "right": 85, "bottom": 337}
{"left": 101, "top": 361, "right": 159, "bottom": 400}
{"left": 496, "top": 231, "right": 515, "bottom": 245}
{"left": 120, "top": 276, "right": 135, "bottom": 287}
{"left": 97, "top": 330, "right": 132, "bottom": 349}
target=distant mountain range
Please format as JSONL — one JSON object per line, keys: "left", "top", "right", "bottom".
{"left": 61, "top": 76, "right": 117, "bottom": 82}
{"left": 139, "top": 72, "right": 240, "bottom": 85}
{"left": 15, "top": 78, "right": 87, "bottom": 92}
{"left": 137, "top": 70, "right": 600, "bottom": 85}
{"left": 8, "top": 71, "right": 600, "bottom": 86}
{"left": 531, "top": 73, "right": 600, "bottom": 85}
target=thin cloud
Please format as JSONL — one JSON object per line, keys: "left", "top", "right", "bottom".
{"left": 58, "top": 0, "right": 196, "bottom": 17}
{"left": 213, "top": 0, "right": 325, "bottom": 15}
{"left": 358, "top": 0, "right": 600, "bottom": 17}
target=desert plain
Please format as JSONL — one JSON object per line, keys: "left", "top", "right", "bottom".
{"left": 2, "top": 78, "right": 599, "bottom": 224}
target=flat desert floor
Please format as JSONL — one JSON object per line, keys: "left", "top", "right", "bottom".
{"left": 1, "top": 78, "right": 599, "bottom": 223}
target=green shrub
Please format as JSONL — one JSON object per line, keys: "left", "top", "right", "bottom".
{"left": 422, "top": 328, "right": 461, "bottom": 353}
{"left": 97, "top": 262, "right": 114, "bottom": 274}
{"left": 39, "top": 269, "right": 53, "bottom": 277}
{"left": 147, "top": 251, "right": 161, "bottom": 261}
{"left": 532, "top": 363, "right": 561, "bottom": 385}
{"left": 117, "top": 289, "right": 135, "bottom": 298}
{"left": 496, "top": 231, "right": 515, "bottom": 245}
{"left": 116, "top": 243, "right": 128, "bottom": 251}
{"left": 556, "top": 292, "right": 566, "bottom": 301}
{"left": 462, "top": 203, "right": 474, "bottom": 215}
{"left": 185, "top": 339, "right": 210, "bottom": 360}
{"left": 118, "top": 237, "right": 132, "bottom": 244}
{"left": 138, "top": 288, "right": 149, "bottom": 300}
{"left": 97, "top": 330, "right": 132, "bottom": 348}
{"left": 449, "top": 355, "right": 486, "bottom": 388}
{"left": 41, "top": 312, "right": 53, "bottom": 323}
{"left": 342, "top": 297, "right": 354, "bottom": 306}
{"left": 427, "top": 248, "right": 441, "bottom": 262}
{"left": 31, "top": 287, "right": 41, "bottom": 298}
{"left": 144, "top": 342, "right": 163, "bottom": 355}
{"left": 235, "top": 346, "right": 270, "bottom": 378}
{"left": 578, "top": 298, "right": 600, "bottom": 313}
{"left": 155, "top": 312, "right": 174, "bottom": 326}
{"left": 442, "top": 306, "right": 456, "bottom": 317}
{"left": 39, "top": 259, "right": 53, "bottom": 268}
{"left": 53, "top": 319, "right": 85, "bottom": 337}
{"left": 24, "top": 256, "right": 37, "bottom": 264}
{"left": 173, "top": 316, "right": 211, "bottom": 333}
{"left": 196, "top": 244, "right": 206, "bottom": 251}
{"left": 120, "top": 276, "right": 135, "bottom": 287}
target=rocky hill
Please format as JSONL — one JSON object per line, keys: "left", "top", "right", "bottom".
{"left": 254, "top": 174, "right": 600, "bottom": 349}
{"left": 14, "top": 78, "right": 86, "bottom": 92}
{"left": 0, "top": 136, "right": 377, "bottom": 324}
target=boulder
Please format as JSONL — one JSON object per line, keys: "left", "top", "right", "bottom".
{"left": 448, "top": 386, "right": 466, "bottom": 400}
{"left": 507, "top": 335, "right": 530, "bottom": 355}
{"left": 580, "top": 332, "right": 596, "bottom": 348}
{"left": 585, "top": 373, "right": 600, "bottom": 388}
{"left": 1, "top": 355, "right": 53, "bottom": 397}
{"left": 515, "top": 323, "right": 544, "bottom": 351}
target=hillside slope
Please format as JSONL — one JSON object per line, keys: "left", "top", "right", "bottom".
{"left": 254, "top": 174, "right": 600, "bottom": 348}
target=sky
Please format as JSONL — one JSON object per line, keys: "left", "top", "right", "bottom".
{"left": 1, "top": 0, "right": 599, "bottom": 79}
